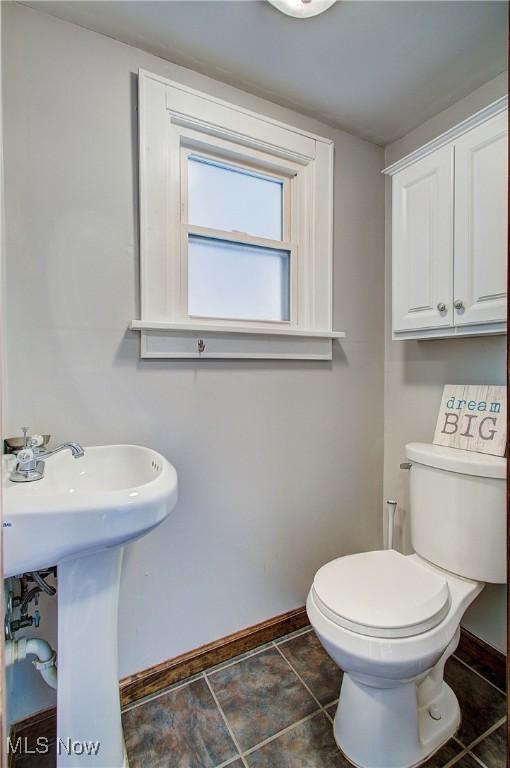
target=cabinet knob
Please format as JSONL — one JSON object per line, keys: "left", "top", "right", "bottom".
{"left": 437, "top": 302, "right": 447, "bottom": 313}
{"left": 454, "top": 300, "right": 465, "bottom": 311}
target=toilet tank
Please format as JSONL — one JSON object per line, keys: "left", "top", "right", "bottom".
{"left": 405, "top": 442, "right": 506, "bottom": 583}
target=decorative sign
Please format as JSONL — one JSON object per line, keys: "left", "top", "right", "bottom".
{"left": 433, "top": 384, "right": 507, "bottom": 456}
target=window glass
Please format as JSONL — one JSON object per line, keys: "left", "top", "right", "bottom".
{"left": 188, "top": 156, "right": 283, "bottom": 240}
{"left": 188, "top": 235, "right": 290, "bottom": 321}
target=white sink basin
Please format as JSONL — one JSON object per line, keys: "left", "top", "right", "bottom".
{"left": 3, "top": 444, "right": 178, "bottom": 767}
{"left": 3, "top": 444, "right": 178, "bottom": 578}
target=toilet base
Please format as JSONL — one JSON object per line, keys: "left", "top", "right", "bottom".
{"left": 333, "top": 674, "right": 460, "bottom": 768}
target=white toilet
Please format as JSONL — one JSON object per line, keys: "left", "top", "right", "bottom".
{"left": 307, "top": 442, "right": 506, "bottom": 768}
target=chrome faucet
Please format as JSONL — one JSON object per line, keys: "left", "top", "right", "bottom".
{"left": 10, "top": 429, "right": 85, "bottom": 483}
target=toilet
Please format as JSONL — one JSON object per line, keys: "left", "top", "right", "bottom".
{"left": 307, "top": 442, "right": 506, "bottom": 768}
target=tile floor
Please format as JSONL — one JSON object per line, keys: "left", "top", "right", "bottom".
{"left": 14, "top": 625, "right": 507, "bottom": 768}
{"left": 122, "top": 626, "right": 506, "bottom": 768}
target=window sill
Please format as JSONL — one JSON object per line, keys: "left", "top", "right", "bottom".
{"left": 129, "top": 320, "right": 345, "bottom": 360}
{"left": 130, "top": 320, "right": 345, "bottom": 339}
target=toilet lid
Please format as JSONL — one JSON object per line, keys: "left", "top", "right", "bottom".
{"left": 312, "top": 550, "right": 451, "bottom": 639}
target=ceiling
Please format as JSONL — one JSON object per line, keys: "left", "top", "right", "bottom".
{"left": 22, "top": 1, "right": 507, "bottom": 145}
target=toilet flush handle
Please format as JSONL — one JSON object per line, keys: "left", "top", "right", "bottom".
{"left": 385, "top": 500, "right": 397, "bottom": 550}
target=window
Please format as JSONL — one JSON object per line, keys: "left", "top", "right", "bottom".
{"left": 132, "top": 70, "right": 341, "bottom": 359}
{"left": 187, "top": 235, "right": 290, "bottom": 322}
{"left": 187, "top": 156, "right": 283, "bottom": 239}
{"left": 184, "top": 154, "right": 292, "bottom": 323}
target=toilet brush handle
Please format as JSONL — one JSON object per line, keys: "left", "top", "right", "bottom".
{"left": 385, "top": 500, "right": 397, "bottom": 550}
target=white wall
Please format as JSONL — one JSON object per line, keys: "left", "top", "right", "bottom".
{"left": 2, "top": 3, "right": 385, "bottom": 721}
{"left": 383, "top": 73, "right": 508, "bottom": 654}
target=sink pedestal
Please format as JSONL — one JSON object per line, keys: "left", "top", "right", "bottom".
{"left": 57, "top": 547, "right": 127, "bottom": 767}
{"left": 4, "top": 444, "right": 178, "bottom": 766}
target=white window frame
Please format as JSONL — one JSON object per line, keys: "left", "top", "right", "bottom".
{"left": 131, "top": 69, "right": 343, "bottom": 359}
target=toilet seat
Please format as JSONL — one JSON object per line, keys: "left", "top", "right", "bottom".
{"left": 312, "top": 550, "right": 451, "bottom": 639}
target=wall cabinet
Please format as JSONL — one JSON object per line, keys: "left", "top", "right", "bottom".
{"left": 386, "top": 100, "right": 507, "bottom": 340}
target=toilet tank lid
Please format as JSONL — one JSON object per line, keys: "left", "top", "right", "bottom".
{"left": 405, "top": 442, "right": 506, "bottom": 479}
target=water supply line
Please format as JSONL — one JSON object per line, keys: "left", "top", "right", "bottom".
{"left": 6, "top": 569, "right": 56, "bottom": 636}
{"left": 5, "top": 636, "right": 57, "bottom": 689}
{"left": 19, "top": 571, "right": 56, "bottom": 615}
{"left": 385, "top": 499, "right": 397, "bottom": 550}
{"left": 30, "top": 570, "right": 56, "bottom": 597}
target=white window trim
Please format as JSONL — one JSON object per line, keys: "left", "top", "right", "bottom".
{"left": 131, "top": 69, "right": 343, "bottom": 359}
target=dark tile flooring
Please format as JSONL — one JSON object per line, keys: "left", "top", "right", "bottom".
{"left": 122, "top": 626, "right": 506, "bottom": 768}
{"left": 14, "top": 626, "right": 507, "bottom": 768}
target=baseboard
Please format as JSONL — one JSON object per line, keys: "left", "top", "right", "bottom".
{"left": 456, "top": 627, "right": 506, "bottom": 692}
{"left": 120, "top": 605, "right": 308, "bottom": 705}
{"left": 8, "top": 605, "right": 309, "bottom": 759}
{"left": 8, "top": 707, "right": 57, "bottom": 768}
{"left": 8, "top": 616, "right": 506, "bottom": 762}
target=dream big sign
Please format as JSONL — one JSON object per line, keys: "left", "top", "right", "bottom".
{"left": 433, "top": 385, "right": 507, "bottom": 456}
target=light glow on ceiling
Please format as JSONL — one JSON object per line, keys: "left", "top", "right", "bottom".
{"left": 268, "top": 0, "right": 337, "bottom": 19}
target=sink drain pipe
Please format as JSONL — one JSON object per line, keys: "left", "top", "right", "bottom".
{"left": 5, "top": 637, "right": 57, "bottom": 689}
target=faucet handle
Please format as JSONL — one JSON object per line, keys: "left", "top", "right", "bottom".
{"left": 20, "top": 428, "right": 44, "bottom": 451}
{"left": 21, "top": 427, "right": 29, "bottom": 448}
{"left": 17, "top": 447, "right": 35, "bottom": 463}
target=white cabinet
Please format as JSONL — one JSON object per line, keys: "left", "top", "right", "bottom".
{"left": 454, "top": 113, "right": 507, "bottom": 327}
{"left": 392, "top": 146, "right": 453, "bottom": 333}
{"left": 386, "top": 99, "right": 507, "bottom": 340}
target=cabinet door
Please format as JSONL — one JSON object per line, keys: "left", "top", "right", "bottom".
{"left": 454, "top": 112, "right": 507, "bottom": 326}
{"left": 392, "top": 146, "right": 454, "bottom": 332}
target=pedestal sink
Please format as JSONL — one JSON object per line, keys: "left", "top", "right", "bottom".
{"left": 3, "top": 444, "right": 178, "bottom": 767}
